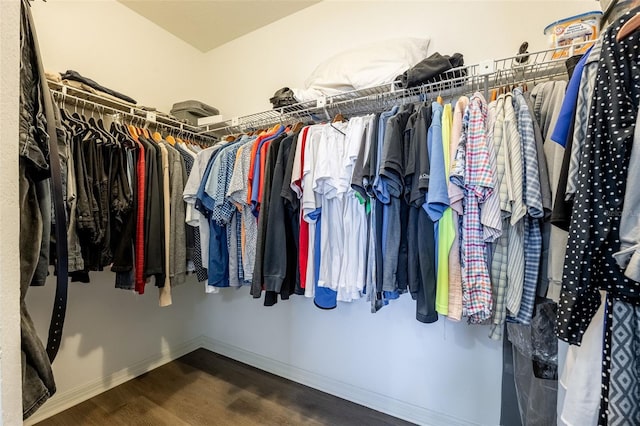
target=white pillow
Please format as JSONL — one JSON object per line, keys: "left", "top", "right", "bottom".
{"left": 302, "top": 37, "right": 430, "bottom": 98}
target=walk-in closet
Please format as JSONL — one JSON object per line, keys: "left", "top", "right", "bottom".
{"left": 1, "top": 1, "right": 638, "bottom": 425}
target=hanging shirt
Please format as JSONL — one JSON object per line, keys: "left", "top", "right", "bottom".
{"left": 435, "top": 103, "right": 454, "bottom": 315}
{"left": 503, "top": 93, "right": 526, "bottom": 317}
{"left": 424, "top": 102, "right": 448, "bottom": 220}
{"left": 315, "top": 122, "right": 348, "bottom": 296}
{"left": 263, "top": 132, "right": 300, "bottom": 296}
{"left": 458, "top": 93, "right": 494, "bottom": 323}
{"left": 134, "top": 139, "right": 146, "bottom": 294}
{"left": 164, "top": 144, "right": 188, "bottom": 288}
{"left": 289, "top": 128, "right": 310, "bottom": 292}
{"left": 253, "top": 134, "right": 287, "bottom": 301}
{"left": 158, "top": 143, "right": 172, "bottom": 307}
{"left": 447, "top": 96, "right": 469, "bottom": 321}
{"left": 376, "top": 105, "right": 406, "bottom": 297}
{"left": 489, "top": 95, "right": 509, "bottom": 340}
{"left": 183, "top": 146, "right": 217, "bottom": 278}
{"left": 206, "top": 138, "right": 244, "bottom": 287}
{"left": 551, "top": 47, "right": 592, "bottom": 147}
{"left": 195, "top": 146, "right": 230, "bottom": 288}
{"left": 250, "top": 127, "right": 285, "bottom": 215}
{"left": 228, "top": 136, "right": 258, "bottom": 283}
{"left": 480, "top": 101, "right": 502, "bottom": 244}
{"left": 404, "top": 104, "right": 437, "bottom": 323}
{"left": 340, "top": 116, "right": 372, "bottom": 301}
{"left": 510, "top": 88, "right": 544, "bottom": 325}
{"left": 301, "top": 125, "right": 325, "bottom": 297}
{"left": 302, "top": 124, "right": 337, "bottom": 308}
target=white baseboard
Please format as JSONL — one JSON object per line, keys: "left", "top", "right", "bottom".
{"left": 24, "top": 337, "right": 204, "bottom": 426}
{"left": 200, "top": 337, "right": 480, "bottom": 426}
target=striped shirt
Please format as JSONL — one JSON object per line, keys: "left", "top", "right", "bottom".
{"left": 489, "top": 96, "right": 510, "bottom": 340}
{"left": 503, "top": 93, "right": 526, "bottom": 316}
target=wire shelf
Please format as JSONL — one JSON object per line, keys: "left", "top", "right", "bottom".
{"left": 48, "top": 80, "right": 217, "bottom": 142}
{"left": 203, "top": 41, "right": 590, "bottom": 136}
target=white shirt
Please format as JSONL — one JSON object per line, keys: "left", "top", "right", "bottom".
{"left": 301, "top": 125, "right": 325, "bottom": 296}
{"left": 338, "top": 116, "right": 370, "bottom": 301}
{"left": 314, "top": 123, "right": 347, "bottom": 295}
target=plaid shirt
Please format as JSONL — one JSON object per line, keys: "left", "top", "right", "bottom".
{"left": 510, "top": 88, "right": 544, "bottom": 325}
{"left": 460, "top": 93, "right": 494, "bottom": 323}
{"left": 489, "top": 96, "right": 509, "bottom": 339}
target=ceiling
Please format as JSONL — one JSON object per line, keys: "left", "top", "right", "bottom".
{"left": 117, "top": 0, "right": 321, "bottom": 53}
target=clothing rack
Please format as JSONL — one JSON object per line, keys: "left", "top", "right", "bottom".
{"left": 48, "top": 80, "right": 217, "bottom": 144}
{"left": 202, "top": 42, "right": 590, "bottom": 136}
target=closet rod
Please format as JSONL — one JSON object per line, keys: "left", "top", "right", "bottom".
{"left": 204, "top": 41, "right": 591, "bottom": 136}
{"left": 48, "top": 81, "right": 217, "bottom": 143}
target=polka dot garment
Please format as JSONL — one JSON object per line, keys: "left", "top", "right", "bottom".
{"left": 558, "top": 8, "right": 640, "bottom": 346}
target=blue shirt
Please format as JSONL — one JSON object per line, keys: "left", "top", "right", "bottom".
{"left": 313, "top": 214, "right": 337, "bottom": 309}
{"left": 373, "top": 106, "right": 400, "bottom": 205}
{"left": 375, "top": 106, "right": 401, "bottom": 302}
{"left": 550, "top": 47, "right": 592, "bottom": 147}
{"left": 424, "top": 102, "right": 449, "bottom": 220}
{"left": 195, "top": 148, "right": 230, "bottom": 287}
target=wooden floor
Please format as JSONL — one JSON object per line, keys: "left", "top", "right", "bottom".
{"left": 37, "top": 349, "right": 414, "bottom": 426}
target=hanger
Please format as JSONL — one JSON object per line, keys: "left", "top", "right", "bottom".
{"left": 291, "top": 121, "right": 304, "bottom": 133}
{"left": 268, "top": 123, "right": 281, "bottom": 134}
{"left": 617, "top": 9, "right": 640, "bottom": 40}
{"left": 489, "top": 89, "right": 497, "bottom": 102}
{"left": 329, "top": 111, "right": 346, "bottom": 135}
{"left": 175, "top": 129, "right": 185, "bottom": 145}
{"left": 127, "top": 123, "right": 139, "bottom": 140}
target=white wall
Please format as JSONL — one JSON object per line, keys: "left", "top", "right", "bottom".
{"left": 23, "top": 1, "right": 209, "bottom": 423}
{"left": 24, "top": 275, "right": 205, "bottom": 424}
{"left": 198, "top": 2, "right": 596, "bottom": 425}
{"left": 203, "top": 0, "right": 597, "bottom": 118}
{"left": 0, "top": 0, "right": 23, "bottom": 424}
{"left": 30, "top": 0, "right": 211, "bottom": 113}
{"left": 203, "top": 292, "right": 502, "bottom": 425}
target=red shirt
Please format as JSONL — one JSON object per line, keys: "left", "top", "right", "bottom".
{"left": 134, "top": 140, "right": 146, "bottom": 294}
{"left": 296, "top": 128, "right": 310, "bottom": 288}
